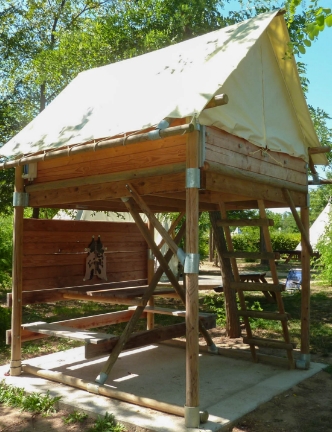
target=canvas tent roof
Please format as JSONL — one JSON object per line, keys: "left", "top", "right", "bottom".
{"left": 0, "top": 9, "right": 326, "bottom": 165}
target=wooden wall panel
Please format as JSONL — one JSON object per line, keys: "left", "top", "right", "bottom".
{"left": 206, "top": 127, "right": 307, "bottom": 187}
{"left": 22, "top": 219, "right": 148, "bottom": 292}
{"left": 33, "top": 134, "right": 186, "bottom": 184}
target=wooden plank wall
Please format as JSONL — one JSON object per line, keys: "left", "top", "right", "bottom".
{"left": 22, "top": 219, "right": 148, "bottom": 291}
{"left": 206, "top": 127, "right": 307, "bottom": 187}
{"left": 32, "top": 134, "right": 187, "bottom": 185}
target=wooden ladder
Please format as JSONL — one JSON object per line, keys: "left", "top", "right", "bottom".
{"left": 219, "top": 200, "right": 295, "bottom": 369}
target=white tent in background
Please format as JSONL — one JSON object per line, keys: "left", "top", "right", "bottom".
{"left": 296, "top": 202, "right": 331, "bottom": 251}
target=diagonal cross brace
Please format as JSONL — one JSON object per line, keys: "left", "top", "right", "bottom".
{"left": 95, "top": 206, "right": 187, "bottom": 384}
{"left": 124, "top": 197, "right": 216, "bottom": 349}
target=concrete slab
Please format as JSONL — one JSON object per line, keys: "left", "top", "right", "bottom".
{"left": 0, "top": 344, "right": 325, "bottom": 431}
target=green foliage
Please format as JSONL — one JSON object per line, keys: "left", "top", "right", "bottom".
{"left": 0, "top": 215, "right": 13, "bottom": 286}
{"left": 203, "top": 294, "right": 226, "bottom": 326}
{"left": 230, "top": 231, "right": 300, "bottom": 252}
{"left": 63, "top": 410, "right": 88, "bottom": 424}
{"left": 0, "top": 381, "right": 61, "bottom": 416}
{"left": 0, "top": 306, "right": 11, "bottom": 345}
{"left": 315, "top": 215, "right": 332, "bottom": 285}
{"left": 87, "top": 412, "right": 125, "bottom": 432}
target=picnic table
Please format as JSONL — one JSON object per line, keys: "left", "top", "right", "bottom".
{"left": 214, "top": 271, "right": 275, "bottom": 303}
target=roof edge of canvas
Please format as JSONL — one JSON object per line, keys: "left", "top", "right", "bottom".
{"left": 0, "top": 8, "right": 326, "bottom": 165}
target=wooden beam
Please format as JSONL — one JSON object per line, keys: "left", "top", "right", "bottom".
{"left": 26, "top": 163, "right": 186, "bottom": 194}
{"left": 204, "top": 94, "right": 229, "bottom": 109}
{"left": 0, "top": 124, "right": 194, "bottom": 170}
{"left": 61, "top": 291, "right": 144, "bottom": 306}
{"left": 122, "top": 198, "right": 215, "bottom": 349}
{"left": 28, "top": 172, "right": 185, "bottom": 207}
{"left": 85, "top": 315, "right": 216, "bottom": 359}
{"left": 185, "top": 120, "right": 200, "bottom": 421}
{"left": 282, "top": 188, "right": 313, "bottom": 256}
{"left": 10, "top": 166, "right": 24, "bottom": 376}
{"left": 204, "top": 161, "right": 307, "bottom": 194}
{"left": 308, "top": 146, "right": 331, "bottom": 154}
{"left": 217, "top": 219, "right": 274, "bottom": 227}
{"left": 7, "top": 310, "right": 142, "bottom": 344}
{"left": 300, "top": 205, "right": 311, "bottom": 357}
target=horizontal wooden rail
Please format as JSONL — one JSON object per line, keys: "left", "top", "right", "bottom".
{"left": 230, "top": 282, "right": 285, "bottom": 292}
{"left": 85, "top": 315, "right": 216, "bottom": 359}
{"left": 217, "top": 219, "right": 274, "bottom": 227}
{"left": 22, "top": 364, "right": 185, "bottom": 417}
{"left": 203, "top": 161, "right": 307, "bottom": 194}
{"left": 0, "top": 123, "right": 194, "bottom": 170}
{"left": 222, "top": 251, "right": 276, "bottom": 260}
{"left": 204, "top": 93, "right": 229, "bottom": 109}
{"left": 243, "top": 336, "right": 296, "bottom": 350}
{"left": 238, "top": 311, "right": 289, "bottom": 321}
{"left": 61, "top": 291, "right": 144, "bottom": 306}
{"left": 308, "top": 146, "right": 331, "bottom": 154}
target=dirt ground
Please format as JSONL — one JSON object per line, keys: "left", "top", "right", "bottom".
{"left": 1, "top": 261, "right": 332, "bottom": 431}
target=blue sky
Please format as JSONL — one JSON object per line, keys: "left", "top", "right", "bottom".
{"left": 304, "top": 25, "right": 332, "bottom": 128}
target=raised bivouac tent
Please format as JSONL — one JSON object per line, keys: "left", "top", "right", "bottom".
{"left": 1, "top": 8, "right": 329, "bottom": 429}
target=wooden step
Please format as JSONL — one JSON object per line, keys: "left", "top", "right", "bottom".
{"left": 222, "top": 251, "right": 276, "bottom": 260}
{"left": 238, "top": 310, "right": 290, "bottom": 321}
{"left": 128, "top": 306, "right": 216, "bottom": 320}
{"left": 22, "top": 322, "right": 115, "bottom": 344}
{"left": 217, "top": 218, "right": 274, "bottom": 227}
{"left": 230, "top": 281, "right": 285, "bottom": 292}
{"left": 243, "top": 336, "right": 296, "bottom": 350}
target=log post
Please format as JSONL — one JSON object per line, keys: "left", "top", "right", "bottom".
{"left": 147, "top": 219, "right": 155, "bottom": 330}
{"left": 184, "top": 121, "right": 200, "bottom": 428}
{"left": 298, "top": 204, "right": 311, "bottom": 369}
{"left": 10, "top": 166, "right": 24, "bottom": 376}
{"left": 209, "top": 211, "right": 241, "bottom": 338}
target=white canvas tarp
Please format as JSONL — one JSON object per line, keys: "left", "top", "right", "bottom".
{"left": 296, "top": 202, "right": 331, "bottom": 251}
{"left": 0, "top": 9, "right": 326, "bottom": 165}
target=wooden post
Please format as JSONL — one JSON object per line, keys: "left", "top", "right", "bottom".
{"left": 185, "top": 121, "right": 200, "bottom": 427}
{"left": 147, "top": 219, "right": 155, "bottom": 330}
{"left": 209, "top": 210, "right": 241, "bottom": 338}
{"left": 10, "top": 166, "right": 24, "bottom": 376}
{"left": 300, "top": 205, "right": 310, "bottom": 367}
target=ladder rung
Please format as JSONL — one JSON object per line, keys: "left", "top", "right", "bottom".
{"left": 243, "top": 336, "right": 296, "bottom": 350}
{"left": 217, "top": 218, "right": 274, "bottom": 227}
{"left": 222, "top": 251, "right": 276, "bottom": 260}
{"left": 230, "top": 282, "right": 285, "bottom": 292}
{"left": 238, "top": 311, "right": 289, "bottom": 321}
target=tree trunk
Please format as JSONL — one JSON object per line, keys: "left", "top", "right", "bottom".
{"left": 209, "top": 211, "right": 241, "bottom": 338}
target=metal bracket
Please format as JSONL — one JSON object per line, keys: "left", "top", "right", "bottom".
{"left": 296, "top": 353, "right": 310, "bottom": 370}
{"left": 176, "top": 248, "right": 186, "bottom": 266}
{"left": 147, "top": 249, "right": 154, "bottom": 260}
{"left": 184, "top": 253, "right": 200, "bottom": 274}
{"left": 148, "top": 129, "right": 161, "bottom": 140}
{"left": 199, "top": 125, "right": 206, "bottom": 167}
{"left": 186, "top": 168, "right": 200, "bottom": 188}
{"left": 184, "top": 406, "right": 200, "bottom": 428}
{"left": 311, "top": 173, "right": 320, "bottom": 185}
{"left": 13, "top": 192, "right": 29, "bottom": 207}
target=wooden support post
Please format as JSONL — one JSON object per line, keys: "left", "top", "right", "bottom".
{"left": 147, "top": 219, "right": 155, "bottom": 330}
{"left": 209, "top": 210, "right": 241, "bottom": 338}
{"left": 300, "top": 205, "right": 311, "bottom": 367}
{"left": 282, "top": 188, "right": 313, "bottom": 256}
{"left": 185, "top": 121, "right": 200, "bottom": 427}
{"left": 10, "top": 166, "right": 24, "bottom": 376}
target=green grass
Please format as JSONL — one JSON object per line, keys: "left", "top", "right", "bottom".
{"left": 63, "top": 410, "right": 88, "bottom": 424}
{"left": 87, "top": 412, "right": 125, "bottom": 432}
{"left": 0, "top": 380, "right": 61, "bottom": 416}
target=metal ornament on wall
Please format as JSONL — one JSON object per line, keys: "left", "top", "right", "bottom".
{"left": 83, "top": 235, "right": 108, "bottom": 281}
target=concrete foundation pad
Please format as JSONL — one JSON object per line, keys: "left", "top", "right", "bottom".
{"left": 0, "top": 344, "right": 325, "bottom": 431}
